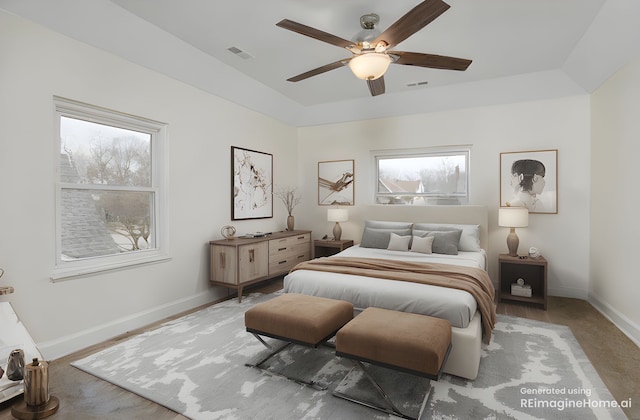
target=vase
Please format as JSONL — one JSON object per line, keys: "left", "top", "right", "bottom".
{"left": 287, "top": 215, "right": 295, "bottom": 231}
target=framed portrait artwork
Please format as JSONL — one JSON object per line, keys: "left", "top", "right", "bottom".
{"left": 318, "top": 159, "right": 354, "bottom": 205}
{"left": 500, "top": 149, "right": 558, "bottom": 214}
{"left": 231, "top": 146, "right": 273, "bottom": 220}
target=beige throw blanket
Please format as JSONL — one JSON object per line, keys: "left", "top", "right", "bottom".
{"left": 291, "top": 257, "right": 497, "bottom": 343}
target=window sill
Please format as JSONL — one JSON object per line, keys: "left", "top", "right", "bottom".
{"left": 51, "top": 253, "right": 172, "bottom": 282}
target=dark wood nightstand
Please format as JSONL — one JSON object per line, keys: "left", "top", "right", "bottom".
{"left": 313, "top": 239, "right": 354, "bottom": 258}
{"left": 498, "top": 254, "right": 548, "bottom": 310}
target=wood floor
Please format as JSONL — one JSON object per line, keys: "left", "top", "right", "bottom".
{"left": 1, "top": 278, "right": 638, "bottom": 419}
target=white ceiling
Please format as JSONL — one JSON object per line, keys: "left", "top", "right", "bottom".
{"left": 1, "top": 0, "right": 639, "bottom": 126}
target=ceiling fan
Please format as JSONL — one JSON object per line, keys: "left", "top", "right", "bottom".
{"left": 276, "top": 0, "right": 472, "bottom": 97}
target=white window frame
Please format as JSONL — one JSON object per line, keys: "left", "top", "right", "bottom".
{"left": 373, "top": 146, "right": 471, "bottom": 205}
{"left": 52, "top": 96, "right": 169, "bottom": 280}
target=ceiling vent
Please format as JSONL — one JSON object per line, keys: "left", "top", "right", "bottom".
{"left": 227, "top": 46, "right": 254, "bottom": 59}
{"left": 406, "top": 81, "right": 429, "bottom": 87}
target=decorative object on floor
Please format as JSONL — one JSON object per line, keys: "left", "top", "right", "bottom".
{"left": 11, "top": 357, "right": 60, "bottom": 420}
{"left": 318, "top": 159, "right": 354, "bottom": 205}
{"left": 500, "top": 149, "right": 558, "bottom": 214}
{"left": 71, "top": 291, "right": 625, "bottom": 420}
{"left": 6, "top": 349, "right": 25, "bottom": 381}
{"left": 0, "top": 302, "right": 43, "bottom": 403}
{"left": 231, "top": 146, "right": 273, "bottom": 221}
{"left": 220, "top": 225, "right": 236, "bottom": 240}
{"left": 273, "top": 186, "right": 301, "bottom": 231}
{"left": 327, "top": 207, "right": 348, "bottom": 240}
{"left": 499, "top": 206, "right": 529, "bottom": 256}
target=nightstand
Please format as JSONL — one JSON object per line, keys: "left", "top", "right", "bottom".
{"left": 498, "top": 254, "right": 548, "bottom": 310}
{"left": 313, "top": 239, "right": 354, "bottom": 258}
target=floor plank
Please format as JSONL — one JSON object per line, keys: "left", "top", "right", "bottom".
{"left": 1, "top": 279, "right": 638, "bottom": 419}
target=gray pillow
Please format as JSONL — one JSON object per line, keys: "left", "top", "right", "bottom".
{"left": 413, "top": 223, "right": 480, "bottom": 252}
{"left": 361, "top": 227, "right": 412, "bottom": 249}
{"left": 413, "top": 229, "right": 463, "bottom": 255}
{"left": 365, "top": 220, "right": 413, "bottom": 230}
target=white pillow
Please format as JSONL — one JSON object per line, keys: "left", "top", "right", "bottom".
{"left": 387, "top": 232, "right": 411, "bottom": 251}
{"left": 410, "top": 235, "right": 434, "bottom": 254}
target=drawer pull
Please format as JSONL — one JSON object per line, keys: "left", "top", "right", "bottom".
{"left": 297, "top": 236, "right": 305, "bottom": 239}
{"left": 278, "top": 260, "right": 287, "bottom": 265}
{"left": 249, "top": 249, "right": 255, "bottom": 263}
{"left": 278, "top": 247, "right": 287, "bottom": 251}
{"left": 219, "top": 252, "right": 225, "bottom": 269}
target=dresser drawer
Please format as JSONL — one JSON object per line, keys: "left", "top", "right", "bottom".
{"left": 269, "top": 233, "right": 311, "bottom": 253}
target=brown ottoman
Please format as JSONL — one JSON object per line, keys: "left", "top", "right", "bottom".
{"left": 245, "top": 293, "right": 353, "bottom": 390}
{"left": 334, "top": 307, "right": 452, "bottom": 419}
{"left": 245, "top": 293, "right": 353, "bottom": 346}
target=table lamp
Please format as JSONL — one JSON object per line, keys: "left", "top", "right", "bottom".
{"left": 498, "top": 207, "right": 529, "bottom": 257}
{"left": 327, "top": 208, "right": 348, "bottom": 241}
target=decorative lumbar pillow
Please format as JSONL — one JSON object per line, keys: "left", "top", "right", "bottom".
{"left": 410, "top": 235, "right": 434, "bottom": 254}
{"left": 413, "top": 229, "right": 462, "bottom": 255}
{"left": 360, "top": 223, "right": 412, "bottom": 249}
{"left": 387, "top": 232, "right": 411, "bottom": 251}
{"left": 413, "top": 223, "right": 480, "bottom": 252}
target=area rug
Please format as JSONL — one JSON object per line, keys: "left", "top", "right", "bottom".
{"left": 71, "top": 292, "right": 627, "bottom": 419}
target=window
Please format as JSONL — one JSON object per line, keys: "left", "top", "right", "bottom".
{"left": 374, "top": 147, "right": 470, "bottom": 205}
{"left": 53, "top": 97, "right": 168, "bottom": 280}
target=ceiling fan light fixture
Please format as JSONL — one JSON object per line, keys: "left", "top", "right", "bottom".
{"left": 348, "top": 53, "right": 391, "bottom": 80}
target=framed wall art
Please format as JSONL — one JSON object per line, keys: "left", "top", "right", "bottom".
{"left": 318, "top": 159, "right": 354, "bottom": 205}
{"left": 231, "top": 146, "right": 273, "bottom": 220}
{"left": 500, "top": 149, "right": 558, "bottom": 214}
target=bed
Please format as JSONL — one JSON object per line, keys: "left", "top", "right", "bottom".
{"left": 283, "top": 205, "right": 495, "bottom": 380}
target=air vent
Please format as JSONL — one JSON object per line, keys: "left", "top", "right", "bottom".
{"left": 227, "top": 46, "right": 253, "bottom": 60}
{"left": 406, "top": 81, "right": 429, "bottom": 87}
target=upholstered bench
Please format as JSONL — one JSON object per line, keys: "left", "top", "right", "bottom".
{"left": 334, "top": 307, "right": 452, "bottom": 419}
{"left": 245, "top": 293, "right": 353, "bottom": 389}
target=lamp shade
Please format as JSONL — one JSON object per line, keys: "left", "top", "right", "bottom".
{"left": 327, "top": 208, "right": 348, "bottom": 223}
{"left": 348, "top": 53, "right": 391, "bottom": 80}
{"left": 498, "top": 207, "right": 529, "bottom": 228}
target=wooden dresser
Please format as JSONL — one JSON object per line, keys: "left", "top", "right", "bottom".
{"left": 209, "top": 230, "right": 311, "bottom": 301}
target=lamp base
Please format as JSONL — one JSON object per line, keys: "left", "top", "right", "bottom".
{"left": 333, "top": 222, "right": 342, "bottom": 241}
{"left": 12, "top": 396, "right": 59, "bottom": 420}
{"left": 506, "top": 228, "right": 520, "bottom": 257}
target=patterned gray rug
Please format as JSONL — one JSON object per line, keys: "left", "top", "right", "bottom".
{"left": 71, "top": 292, "right": 627, "bottom": 419}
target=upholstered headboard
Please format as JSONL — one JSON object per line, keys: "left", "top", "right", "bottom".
{"left": 357, "top": 205, "right": 489, "bottom": 251}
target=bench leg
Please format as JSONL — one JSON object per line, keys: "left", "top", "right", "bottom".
{"left": 245, "top": 333, "right": 328, "bottom": 391}
{"left": 333, "top": 360, "right": 431, "bottom": 420}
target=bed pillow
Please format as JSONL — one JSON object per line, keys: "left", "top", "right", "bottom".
{"left": 360, "top": 227, "right": 412, "bottom": 249}
{"left": 413, "top": 223, "right": 481, "bottom": 252}
{"left": 387, "top": 233, "right": 411, "bottom": 251}
{"left": 360, "top": 220, "right": 413, "bottom": 249}
{"left": 410, "top": 235, "right": 434, "bottom": 254}
{"left": 364, "top": 220, "right": 413, "bottom": 230}
{"left": 413, "top": 229, "right": 462, "bottom": 255}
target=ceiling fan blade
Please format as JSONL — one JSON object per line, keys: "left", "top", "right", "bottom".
{"left": 286, "top": 60, "right": 347, "bottom": 82}
{"left": 277, "top": 19, "right": 354, "bottom": 49}
{"left": 373, "top": 0, "right": 450, "bottom": 49}
{"left": 390, "top": 51, "right": 471, "bottom": 71}
{"left": 367, "top": 77, "right": 386, "bottom": 96}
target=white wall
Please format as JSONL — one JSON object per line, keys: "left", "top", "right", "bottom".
{"left": 296, "top": 96, "right": 592, "bottom": 296}
{"left": 590, "top": 57, "right": 640, "bottom": 345}
{"left": 0, "top": 11, "right": 297, "bottom": 359}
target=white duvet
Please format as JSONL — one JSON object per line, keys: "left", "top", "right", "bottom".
{"left": 283, "top": 245, "right": 487, "bottom": 328}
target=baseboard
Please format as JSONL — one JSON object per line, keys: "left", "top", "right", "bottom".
{"left": 38, "top": 289, "right": 225, "bottom": 361}
{"left": 588, "top": 292, "right": 640, "bottom": 348}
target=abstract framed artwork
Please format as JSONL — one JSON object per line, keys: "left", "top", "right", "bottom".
{"left": 318, "top": 159, "right": 354, "bottom": 205}
{"left": 231, "top": 146, "right": 273, "bottom": 220}
{"left": 500, "top": 149, "right": 558, "bottom": 214}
